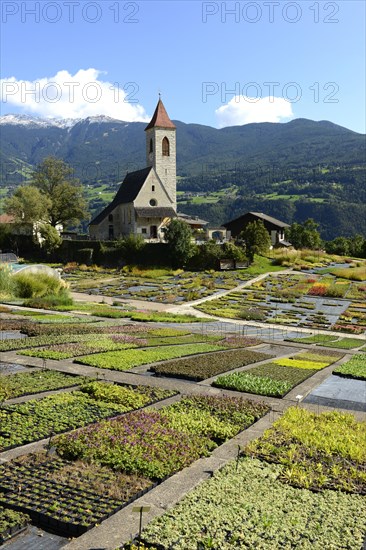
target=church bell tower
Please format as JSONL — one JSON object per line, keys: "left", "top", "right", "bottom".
{"left": 145, "top": 98, "right": 176, "bottom": 211}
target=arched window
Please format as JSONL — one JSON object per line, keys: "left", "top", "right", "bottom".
{"left": 108, "top": 214, "right": 113, "bottom": 222}
{"left": 149, "top": 138, "right": 153, "bottom": 153}
{"left": 162, "top": 137, "right": 170, "bottom": 156}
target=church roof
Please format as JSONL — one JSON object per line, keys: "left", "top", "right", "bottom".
{"left": 115, "top": 167, "right": 153, "bottom": 203}
{"left": 135, "top": 207, "right": 176, "bottom": 219}
{"left": 145, "top": 99, "right": 176, "bottom": 131}
{"left": 89, "top": 167, "right": 152, "bottom": 225}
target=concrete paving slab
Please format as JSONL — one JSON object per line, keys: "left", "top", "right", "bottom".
{"left": 308, "top": 375, "right": 366, "bottom": 401}
{"left": 2, "top": 525, "right": 67, "bottom": 550}
{"left": 304, "top": 375, "right": 366, "bottom": 412}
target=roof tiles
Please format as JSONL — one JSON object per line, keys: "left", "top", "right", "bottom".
{"left": 145, "top": 99, "right": 176, "bottom": 131}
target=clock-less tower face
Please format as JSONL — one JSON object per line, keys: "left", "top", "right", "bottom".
{"left": 144, "top": 99, "right": 177, "bottom": 211}
{"left": 148, "top": 137, "right": 154, "bottom": 163}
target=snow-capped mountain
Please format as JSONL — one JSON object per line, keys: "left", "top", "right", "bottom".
{"left": 0, "top": 113, "right": 126, "bottom": 129}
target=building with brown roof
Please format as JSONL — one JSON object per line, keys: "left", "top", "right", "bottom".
{"left": 223, "top": 212, "right": 291, "bottom": 247}
{"left": 89, "top": 98, "right": 177, "bottom": 241}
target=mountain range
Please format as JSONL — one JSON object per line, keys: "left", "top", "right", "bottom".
{"left": 1, "top": 114, "right": 365, "bottom": 239}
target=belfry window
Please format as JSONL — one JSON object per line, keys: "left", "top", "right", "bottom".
{"left": 149, "top": 138, "right": 153, "bottom": 153}
{"left": 162, "top": 137, "right": 170, "bottom": 156}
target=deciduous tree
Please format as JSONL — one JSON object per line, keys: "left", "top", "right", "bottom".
{"left": 31, "top": 157, "right": 89, "bottom": 228}
{"left": 38, "top": 223, "right": 63, "bottom": 255}
{"left": 163, "top": 219, "right": 195, "bottom": 268}
{"left": 239, "top": 220, "right": 271, "bottom": 262}
{"left": 288, "top": 219, "right": 322, "bottom": 250}
{"left": 4, "top": 186, "right": 50, "bottom": 226}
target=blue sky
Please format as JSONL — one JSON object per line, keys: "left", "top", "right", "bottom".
{"left": 1, "top": 0, "right": 365, "bottom": 132}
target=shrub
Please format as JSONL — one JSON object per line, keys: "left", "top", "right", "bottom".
{"left": 25, "top": 288, "right": 73, "bottom": 309}
{"left": 308, "top": 283, "right": 328, "bottom": 296}
{"left": 13, "top": 272, "right": 64, "bottom": 299}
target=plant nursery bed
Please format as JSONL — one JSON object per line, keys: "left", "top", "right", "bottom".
{"left": 1, "top": 370, "right": 91, "bottom": 400}
{"left": 74, "top": 343, "right": 227, "bottom": 371}
{"left": 131, "top": 406, "right": 366, "bottom": 549}
{"left": 333, "top": 353, "right": 366, "bottom": 380}
{"left": 245, "top": 407, "right": 366, "bottom": 493}
{"left": 212, "top": 351, "right": 340, "bottom": 397}
{"left": 0, "top": 507, "right": 30, "bottom": 545}
{"left": 150, "top": 349, "right": 274, "bottom": 381}
{"left": 0, "top": 382, "right": 176, "bottom": 451}
{"left": 0, "top": 454, "right": 154, "bottom": 538}
{"left": 134, "top": 457, "right": 366, "bottom": 550}
{"left": 55, "top": 395, "right": 269, "bottom": 480}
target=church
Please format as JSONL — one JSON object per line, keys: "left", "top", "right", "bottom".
{"left": 89, "top": 98, "right": 178, "bottom": 241}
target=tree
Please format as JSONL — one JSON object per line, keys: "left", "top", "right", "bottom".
{"left": 190, "top": 240, "right": 223, "bottom": 270}
{"left": 163, "top": 219, "right": 195, "bottom": 268}
{"left": 325, "top": 234, "right": 365, "bottom": 258}
{"left": 325, "top": 236, "right": 350, "bottom": 256}
{"left": 38, "top": 223, "right": 62, "bottom": 255}
{"left": 31, "top": 157, "right": 89, "bottom": 228}
{"left": 288, "top": 219, "right": 322, "bottom": 250}
{"left": 239, "top": 220, "right": 271, "bottom": 262}
{"left": 222, "top": 241, "right": 246, "bottom": 262}
{"left": 349, "top": 234, "right": 365, "bottom": 258}
{"left": 4, "top": 186, "right": 50, "bottom": 226}
{"left": 117, "top": 234, "right": 146, "bottom": 264}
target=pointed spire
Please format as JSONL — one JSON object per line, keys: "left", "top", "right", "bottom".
{"left": 145, "top": 98, "right": 176, "bottom": 131}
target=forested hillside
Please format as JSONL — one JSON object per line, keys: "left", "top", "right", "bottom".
{"left": 1, "top": 115, "right": 365, "bottom": 239}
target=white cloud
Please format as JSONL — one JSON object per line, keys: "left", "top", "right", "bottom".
{"left": 215, "top": 96, "right": 293, "bottom": 128}
{"left": 0, "top": 69, "right": 149, "bottom": 121}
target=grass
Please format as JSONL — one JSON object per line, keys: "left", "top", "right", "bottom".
{"left": 245, "top": 255, "right": 284, "bottom": 275}
{"left": 330, "top": 265, "right": 366, "bottom": 281}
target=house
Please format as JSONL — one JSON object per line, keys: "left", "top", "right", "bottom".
{"left": 223, "top": 212, "right": 291, "bottom": 247}
{"left": 177, "top": 213, "right": 208, "bottom": 231}
{"left": 89, "top": 98, "right": 178, "bottom": 241}
{"left": 0, "top": 214, "right": 32, "bottom": 235}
